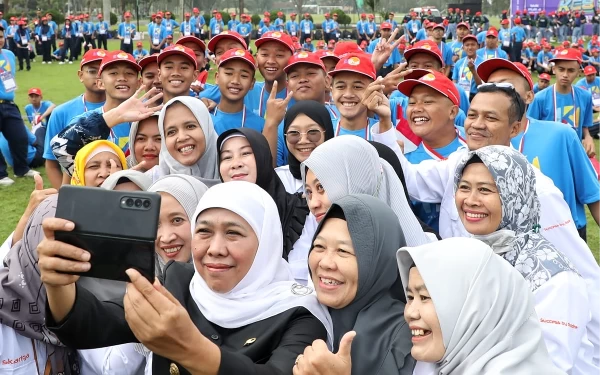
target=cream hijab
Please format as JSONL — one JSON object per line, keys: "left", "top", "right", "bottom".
{"left": 126, "top": 112, "right": 160, "bottom": 169}
{"left": 397, "top": 238, "right": 565, "bottom": 375}
{"left": 301, "top": 136, "right": 433, "bottom": 247}
{"left": 189, "top": 181, "right": 333, "bottom": 346}
{"left": 150, "top": 96, "right": 220, "bottom": 183}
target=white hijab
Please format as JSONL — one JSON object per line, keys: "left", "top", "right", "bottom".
{"left": 301, "top": 136, "right": 433, "bottom": 247}
{"left": 189, "top": 181, "right": 334, "bottom": 347}
{"left": 397, "top": 238, "right": 565, "bottom": 375}
{"left": 149, "top": 96, "right": 220, "bottom": 182}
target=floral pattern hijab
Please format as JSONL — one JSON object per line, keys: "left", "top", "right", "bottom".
{"left": 454, "top": 145, "right": 578, "bottom": 292}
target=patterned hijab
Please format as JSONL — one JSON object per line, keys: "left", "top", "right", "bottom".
{"left": 454, "top": 145, "right": 578, "bottom": 292}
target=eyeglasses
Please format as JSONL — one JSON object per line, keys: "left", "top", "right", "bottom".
{"left": 284, "top": 129, "right": 325, "bottom": 144}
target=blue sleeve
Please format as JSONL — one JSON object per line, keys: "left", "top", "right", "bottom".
{"left": 568, "top": 132, "right": 600, "bottom": 204}
{"left": 51, "top": 112, "right": 112, "bottom": 174}
{"left": 118, "top": 23, "right": 123, "bottom": 36}
{"left": 366, "top": 40, "right": 376, "bottom": 53}
{"left": 277, "top": 122, "right": 288, "bottom": 167}
{"left": 456, "top": 85, "right": 470, "bottom": 114}
{"left": 391, "top": 48, "right": 401, "bottom": 64}
{"left": 161, "top": 27, "right": 167, "bottom": 40}
{"left": 452, "top": 60, "right": 460, "bottom": 81}
{"left": 27, "top": 128, "right": 37, "bottom": 145}
{"left": 582, "top": 92, "right": 593, "bottom": 129}
{"left": 25, "top": 105, "right": 34, "bottom": 124}
{"left": 537, "top": 53, "right": 543, "bottom": 64}
{"left": 454, "top": 109, "right": 466, "bottom": 127}
{"left": 173, "top": 20, "right": 179, "bottom": 27}
{"left": 527, "top": 95, "right": 543, "bottom": 119}
{"left": 444, "top": 48, "right": 453, "bottom": 66}
{"left": 44, "top": 109, "right": 64, "bottom": 160}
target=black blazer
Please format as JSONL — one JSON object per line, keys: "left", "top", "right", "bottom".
{"left": 47, "top": 261, "right": 328, "bottom": 375}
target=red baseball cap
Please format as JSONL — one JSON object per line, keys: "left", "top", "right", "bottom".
{"left": 207, "top": 31, "right": 248, "bottom": 53}
{"left": 167, "top": 35, "right": 173, "bottom": 39}
{"left": 137, "top": 41, "right": 143, "bottom": 47}
{"left": 315, "top": 50, "right": 340, "bottom": 62}
{"left": 432, "top": 23, "right": 445, "bottom": 31}
{"left": 98, "top": 50, "right": 141, "bottom": 76}
{"left": 264, "top": 11, "right": 270, "bottom": 16}
{"left": 550, "top": 48, "right": 582, "bottom": 63}
{"left": 124, "top": 11, "right": 132, "bottom": 17}
{"left": 501, "top": 19, "right": 510, "bottom": 25}
{"left": 398, "top": 71, "right": 460, "bottom": 106}
{"left": 584, "top": 65, "right": 597, "bottom": 75}
{"left": 462, "top": 34, "right": 478, "bottom": 44}
{"left": 255, "top": 31, "right": 295, "bottom": 54}
{"left": 539, "top": 73, "right": 551, "bottom": 81}
{"left": 329, "top": 53, "right": 376, "bottom": 81}
{"left": 333, "top": 41, "right": 364, "bottom": 57}
{"left": 380, "top": 22, "right": 392, "bottom": 30}
{"left": 185, "top": 12, "right": 190, "bottom": 17}
{"left": 476, "top": 58, "right": 534, "bottom": 90}
{"left": 193, "top": 7, "right": 199, "bottom": 13}
{"left": 176, "top": 35, "right": 207, "bottom": 53}
{"left": 138, "top": 54, "right": 158, "bottom": 71}
{"left": 284, "top": 51, "right": 326, "bottom": 73}
{"left": 28, "top": 88, "right": 42, "bottom": 96}
{"left": 486, "top": 29, "right": 498, "bottom": 38}
{"left": 514, "top": 17, "right": 522, "bottom": 24}
{"left": 165, "top": 11, "right": 171, "bottom": 15}
{"left": 277, "top": 11, "right": 283, "bottom": 16}
{"left": 457, "top": 22, "right": 469, "bottom": 29}
{"left": 368, "top": 14, "right": 374, "bottom": 19}
{"left": 404, "top": 40, "right": 444, "bottom": 67}
{"left": 218, "top": 48, "right": 256, "bottom": 71}
{"left": 324, "top": 12, "right": 330, "bottom": 17}
{"left": 157, "top": 45, "right": 198, "bottom": 70}
{"left": 81, "top": 49, "right": 107, "bottom": 68}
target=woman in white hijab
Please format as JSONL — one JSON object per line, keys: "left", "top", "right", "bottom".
{"left": 397, "top": 237, "right": 565, "bottom": 375}
{"left": 39, "top": 181, "right": 333, "bottom": 375}
{"left": 301, "top": 135, "right": 433, "bottom": 246}
{"left": 147, "top": 96, "right": 220, "bottom": 184}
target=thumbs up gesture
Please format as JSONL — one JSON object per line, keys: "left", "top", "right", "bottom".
{"left": 293, "top": 331, "right": 355, "bottom": 375}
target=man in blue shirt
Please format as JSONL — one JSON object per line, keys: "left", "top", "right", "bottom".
{"left": 533, "top": 72, "right": 551, "bottom": 94}
{"left": 273, "top": 12, "right": 285, "bottom": 32}
{"left": 46, "top": 13, "right": 59, "bottom": 52}
{"left": 180, "top": 12, "right": 197, "bottom": 37}
{"left": 209, "top": 13, "right": 224, "bottom": 38}
{"left": 236, "top": 15, "right": 252, "bottom": 46}
{"left": 286, "top": 13, "right": 299, "bottom": 38}
{"left": 148, "top": 13, "right": 167, "bottom": 53}
{"left": 44, "top": 49, "right": 106, "bottom": 188}
{"left": 447, "top": 22, "right": 470, "bottom": 66}
{"left": 299, "top": 13, "right": 313, "bottom": 44}
{"left": 428, "top": 23, "right": 454, "bottom": 76}
{"left": 0, "top": 25, "right": 36, "bottom": 186}
{"left": 452, "top": 35, "right": 484, "bottom": 101}
{"left": 211, "top": 49, "right": 265, "bottom": 135}
{"left": 511, "top": 18, "right": 526, "bottom": 63}
{"left": 82, "top": 14, "right": 96, "bottom": 52}
{"left": 479, "top": 58, "right": 600, "bottom": 240}
{"left": 117, "top": 12, "right": 136, "bottom": 53}
{"left": 367, "top": 22, "right": 401, "bottom": 77}
{"left": 498, "top": 19, "right": 512, "bottom": 59}
{"left": 25, "top": 87, "right": 55, "bottom": 127}
{"left": 406, "top": 13, "right": 421, "bottom": 42}
{"left": 356, "top": 13, "right": 368, "bottom": 44}
{"left": 133, "top": 42, "right": 149, "bottom": 60}
{"left": 162, "top": 12, "right": 179, "bottom": 37}
{"left": 191, "top": 8, "right": 205, "bottom": 39}
{"left": 476, "top": 28, "right": 508, "bottom": 61}
{"left": 95, "top": 14, "right": 109, "bottom": 50}
{"left": 576, "top": 65, "right": 600, "bottom": 127}
{"left": 228, "top": 13, "right": 240, "bottom": 31}
{"left": 321, "top": 13, "right": 334, "bottom": 44}
{"left": 528, "top": 49, "right": 595, "bottom": 156}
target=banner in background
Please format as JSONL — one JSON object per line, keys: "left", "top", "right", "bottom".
{"left": 511, "top": 0, "right": 597, "bottom": 14}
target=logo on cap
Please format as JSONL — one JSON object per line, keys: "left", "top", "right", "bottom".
{"left": 421, "top": 43, "right": 432, "bottom": 50}
{"left": 347, "top": 56, "right": 360, "bottom": 66}
{"left": 298, "top": 51, "right": 309, "bottom": 58}
{"left": 234, "top": 49, "right": 245, "bottom": 56}
{"left": 174, "top": 45, "right": 185, "bottom": 51}
{"left": 421, "top": 73, "right": 436, "bottom": 81}
{"left": 560, "top": 49, "right": 568, "bottom": 55}
{"left": 117, "top": 52, "right": 128, "bottom": 59}
{"left": 97, "top": 50, "right": 106, "bottom": 57}
{"left": 222, "top": 31, "right": 229, "bottom": 34}
{"left": 271, "top": 31, "right": 282, "bottom": 38}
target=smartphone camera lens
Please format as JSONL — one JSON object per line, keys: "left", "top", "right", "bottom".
{"left": 143, "top": 200, "right": 151, "bottom": 208}
{"left": 126, "top": 198, "right": 134, "bottom": 207}
{"left": 135, "top": 199, "right": 142, "bottom": 208}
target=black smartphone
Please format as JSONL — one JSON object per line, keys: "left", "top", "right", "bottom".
{"left": 55, "top": 185, "right": 160, "bottom": 282}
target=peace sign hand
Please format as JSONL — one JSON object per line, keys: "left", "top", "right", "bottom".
{"left": 265, "top": 80, "right": 293, "bottom": 125}
{"left": 371, "top": 27, "right": 402, "bottom": 71}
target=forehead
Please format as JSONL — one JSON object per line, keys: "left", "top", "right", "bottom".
{"left": 470, "top": 92, "right": 511, "bottom": 112}
{"left": 142, "top": 62, "right": 159, "bottom": 74}
{"left": 258, "top": 41, "right": 289, "bottom": 53}
{"left": 332, "top": 71, "right": 372, "bottom": 84}
{"left": 288, "top": 64, "right": 324, "bottom": 75}
{"left": 215, "top": 39, "right": 244, "bottom": 51}
{"left": 554, "top": 60, "right": 580, "bottom": 69}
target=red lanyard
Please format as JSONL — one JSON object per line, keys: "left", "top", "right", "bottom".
{"left": 422, "top": 130, "right": 467, "bottom": 160}
{"left": 551, "top": 84, "right": 577, "bottom": 128}
{"left": 327, "top": 104, "right": 338, "bottom": 120}
{"left": 335, "top": 119, "right": 370, "bottom": 140}
{"left": 214, "top": 105, "right": 247, "bottom": 127}
{"left": 518, "top": 118, "right": 529, "bottom": 153}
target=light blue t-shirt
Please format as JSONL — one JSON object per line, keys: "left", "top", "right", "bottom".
{"left": 25, "top": 101, "right": 54, "bottom": 126}
{"left": 0, "top": 49, "right": 17, "bottom": 101}
{"left": 236, "top": 22, "right": 252, "bottom": 37}
{"left": 286, "top": 21, "right": 299, "bottom": 35}
{"left": 211, "top": 107, "right": 265, "bottom": 135}
{"left": 228, "top": 19, "right": 240, "bottom": 31}
{"left": 476, "top": 47, "right": 509, "bottom": 60}
{"left": 511, "top": 118, "right": 600, "bottom": 229}
{"left": 209, "top": 19, "right": 224, "bottom": 34}
{"left": 162, "top": 19, "right": 179, "bottom": 36}
{"left": 148, "top": 23, "right": 166, "bottom": 45}
{"left": 367, "top": 38, "right": 401, "bottom": 66}
{"left": 528, "top": 85, "right": 593, "bottom": 139}
{"left": 118, "top": 22, "right": 136, "bottom": 38}
{"left": 198, "top": 83, "right": 221, "bottom": 102}
{"left": 299, "top": 20, "right": 314, "bottom": 34}
{"left": 133, "top": 49, "right": 149, "bottom": 59}
{"left": 453, "top": 55, "right": 485, "bottom": 96}
{"left": 0, "top": 126, "right": 37, "bottom": 166}
{"left": 245, "top": 81, "right": 289, "bottom": 118}
{"left": 331, "top": 117, "right": 379, "bottom": 140}
{"left": 575, "top": 76, "right": 600, "bottom": 98}
{"left": 511, "top": 26, "right": 526, "bottom": 42}
{"left": 44, "top": 95, "right": 105, "bottom": 160}
{"left": 446, "top": 40, "right": 465, "bottom": 61}
{"left": 415, "top": 28, "right": 427, "bottom": 41}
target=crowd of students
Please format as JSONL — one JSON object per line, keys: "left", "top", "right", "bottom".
{"left": 0, "top": 9, "right": 600, "bottom": 375}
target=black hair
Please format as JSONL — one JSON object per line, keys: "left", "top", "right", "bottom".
{"left": 464, "top": 154, "right": 483, "bottom": 168}
{"left": 477, "top": 84, "right": 525, "bottom": 124}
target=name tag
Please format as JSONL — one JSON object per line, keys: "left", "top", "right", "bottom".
{"left": 153, "top": 37, "right": 159, "bottom": 45}
{"left": 304, "top": 25, "right": 310, "bottom": 33}
{"left": 21, "top": 37, "right": 28, "bottom": 45}
{"left": 124, "top": 36, "right": 131, "bottom": 44}
{"left": 592, "top": 92, "right": 600, "bottom": 107}
{"left": 42, "top": 35, "right": 48, "bottom": 41}
{"left": 458, "top": 80, "right": 471, "bottom": 95}
{"left": 0, "top": 71, "right": 17, "bottom": 93}
{"left": 502, "top": 39, "right": 510, "bottom": 47}
{"left": 99, "top": 29, "right": 106, "bottom": 34}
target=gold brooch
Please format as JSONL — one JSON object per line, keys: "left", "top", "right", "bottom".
{"left": 169, "top": 363, "right": 180, "bottom": 375}
{"left": 244, "top": 338, "right": 257, "bottom": 346}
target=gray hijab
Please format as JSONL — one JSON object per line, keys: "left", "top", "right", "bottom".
{"left": 397, "top": 237, "right": 565, "bottom": 375}
{"left": 148, "top": 174, "right": 209, "bottom": 275}
{"left": 454, "top": 145, "right": 578, "bottom": 292}
{"left": 100, "top": 170, "right": 153, "bottom": 191}
{"left": 153, "top": 96, "right": 220, "bottom": 182}
{"left": 312, "top": 194, "right": 415, "bottom": 375}
{"left": 126, "top": 112, "right": 160, "bottom": 169}
{"left": 301, "top": 136, "right": 433, "bottom": 247}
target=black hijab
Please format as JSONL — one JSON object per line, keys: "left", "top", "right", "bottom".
{"left": 283, "top": 100, "right": 334, "bottom": 180}
{"left": 368, "top": 141, "right": 441, "bottom": 240}
{"left": 217, "top": 128, "right": 309, "bottom": 260}
{"left": 311, "top": 194, "right": 415, "bottom": 375}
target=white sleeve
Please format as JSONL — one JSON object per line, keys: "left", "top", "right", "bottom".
{"left": 79, "top": 344, "right": 146, "bottom": 375}
{"left": 0, "top": 232, "right": 14, "bottom": 267}
{"left": 371, "top": 123, "right": 455, "bottom": 203}
{"left": 534, "top": 272, "right": 591, "bottom": 373}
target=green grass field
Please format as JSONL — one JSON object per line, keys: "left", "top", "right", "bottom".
{"left": 0, "top": 37, "right": 598, "bottom": 261}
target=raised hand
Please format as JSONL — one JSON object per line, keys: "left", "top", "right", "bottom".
{"left": 104, "top": 87, "right": 164, "bottom": 127}
{"left": 265, "top": 80, "right": 293, "bottom": 125}
{"left": 293, "top": 331, "right": 355, "bottom": 375}
{"left": 371, "top": 27, "right": 402, "bottom": 71}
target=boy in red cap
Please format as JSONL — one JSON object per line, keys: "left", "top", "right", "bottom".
{"left": 428, "top": 23, "right": 454, "bottom": 76}
{"left": 534, "top": 72, "right": 551, "bottom": 94}
{"left": 149, "top": 13, "right": 167, "bottom": 53}
{"left": 51, "top": 51, "right": 162, "bottom": 176}
{"left": 476, "top": 28, "right": 509, "bottom": 61}
{"left": 133, "top": 41, "right": 149, "bottom": 60}
{"left": 94, "top": 14, "right": 109, "bottom": 49}
{"left": 299, "top": 13, "right": 313, "bottom": 44}
{"left": 356, "top": 13, "right": 369, "bottom": 45}
{"left": 156, "top": 45, "right": 198, "bottom": 103}
{"left": 180, "top": 12, "right": 197, "bottom": 37}
{"left": 25, "top": 88, "right": 55, "bottom": 129}
{"left": 576, "top": 65, "right": 600, "bottom": 113}
{"left": 406, "top": 12, "right": 421, "bottom": 42}
{"left": 43, "top": 49, "right": 107, "bottom": 187}
{"left": 211, "top": 49, "right": 265, "bottom": 134}
{"left": 322, "top": 13, "right": 334, "bottom": 44}
{"left": 163, "top": 11, "right": 179, "bottom": 38}
{"left": 258, "top": 17, "right": 274, "bottom": 37}
{"left": 536, "top": 44, "right": 554, "bottom": 74}
{"left": 190, "top": 8, "right": 206, "bottom": 39}
{"left": 236, "top": 15, "right": 252, "bottom": 46}
{"left": 138, "top": 54, "right": 162, "bottom": 95}
{"left": 447, "top": 22, "right": 470, "bottom": 64}
{"left": 176, "top": 36, "right": 208, "bottom": 94}
{"left": 117, "top": 12, "right": 136, "bottom": 54}
{"left": 366, "top": 22, "right": 401, "bottom": 77}
{"left": 228, "top": 12, "right": 239, "bottom": 31}
{"left": 536, "top": 10, "right": 550, "bottom": 42}
{"left": 301, "top": 37, "right": 314, "bottom": 51}
{"left": 286, "top": 13, "right": 299, "bottom": 38}
{"left": 273, "top": 11, "right": 285, "bottom": 32}
{"left": 209, "top": 12, "right": 225, "bottom": 38}
{"left": 452, "top": 34, "right": 484, "bottom": 101}
{"left": 528, "top": 49, "right": 595, "bottom": 156}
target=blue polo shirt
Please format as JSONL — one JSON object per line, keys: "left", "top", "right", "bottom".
{"left": 0, "top": 49, "right": 17, "bottom": 101}
{"left": 25, "top": 101, "right": 54, "bottom": 126}
{"left": 211, "top": 107, "right": 265, "bottom": 135}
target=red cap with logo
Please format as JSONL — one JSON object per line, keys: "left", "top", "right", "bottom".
{"left": 329, "top": 53, "right": 376, "bottom": 81}
{"left": 284, "top": 51, "right": 326, "bottom": 73}
{"left": 457, "top": 21, "right": 469, "bottom": 29}
{"left": 98, "top": 50, "right": 141, "bottom": 75}
{"left": 315, "top": 49, "right": 340, "bottom": 62}
{"left": 193, "top": 7, "right": 199, "bottom": 13}
{"left": 380, "top": 22, "right": 392, "bottom": 30}
{"left": 177, "top": 35, "right": 207, "bottom": 53}
{"left": 333, "top": 41, "right": 364, "bottom": 57}
{"left": 218, "top": 48, "right": 257, "bottom": 70}
{"left": 157, "top": 45, "right": 198, "bottom": 70}
{"left": 501, "top": 19, "right": 510, "bottom": 25}
{"left": 28, "top": 88, "right": 42, "bottom": 96}
{"left": 539, "top": 73, "right": 551, "bottom": 81}
{"left": 207, "top": 30, "right": 248, "bottom": 53}
{"left": 432, "top": 23, "right": 445, "bottom": 31}
{"left": 584, "top": 65, "right": 597, "bottom": 75}
{"left": 398, "top": 70, "right": 460, "bottom": 106}
{"left": 476, "top": 58, "right": 534, "bottom": 90}
{"left": 550, "top": 48, "right": 582, "bottom": 63}
{"left": 138, "top": 54, "right": 158, "bottom": 71}
{"left": 404, "top": 40, "right": 444, "bottom": 67}
{"left": 255, "top": 31, "right": 295, "bottom": 54}
{"left": 486, "top": 28, "right": 498, "bottom": 38}
{"left": 81, "top": 49, "right": 107, "bottom": 68}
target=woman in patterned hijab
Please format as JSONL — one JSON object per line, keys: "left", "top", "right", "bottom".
{"left": 453, "top": 145, "right": 599, "bottom": 373}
